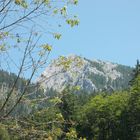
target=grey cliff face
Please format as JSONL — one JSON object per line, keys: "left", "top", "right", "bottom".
{"left": 37, "top": 55, "right": 132, "bottom": 93}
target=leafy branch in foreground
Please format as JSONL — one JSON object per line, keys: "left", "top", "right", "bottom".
{"left": 0, "top": 0, "right": 79, "bottom": 117}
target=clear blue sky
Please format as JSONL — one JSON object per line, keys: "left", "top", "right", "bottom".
{"left": 1, "top": 0, "right": 140, "bottom": 77}
{"left": 50, "top": 0, "right": 140, "bottom": 67}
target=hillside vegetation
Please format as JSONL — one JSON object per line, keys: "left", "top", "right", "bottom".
{"left": 0, "top": 60, "right": 140, "bottom": 140}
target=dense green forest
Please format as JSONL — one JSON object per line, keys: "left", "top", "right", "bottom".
{"left": 0, "top": 61, "right": 140, "bottom": 140}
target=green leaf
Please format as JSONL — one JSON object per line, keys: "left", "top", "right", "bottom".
{"left": 53, "top": 9, "right": 58, "bottom": 14}
{"left": 66, "top": 19, "right": 79, "bottom": 27}
{"left": 49, "top": 97, "right": 62, "bottom": 104}
{"left": 0, "top": 44, "right": 6, "bottom": 51}
{"left": 54, "top": 33, "right": 61, "bottom": 40}
{"left": 41, "top": 44, "right": 52, "bottom": 51}
{"left": 21, "top": 1, "right": 28, "bottom": 8}
{"left": 15, "top": 0, "right": 22, "bottom": 5}
{"left": 44, "top": 0, "right": 50, "bottom": 5}
{"left": 60, "top": 6, "right": 67, "bottom": 16}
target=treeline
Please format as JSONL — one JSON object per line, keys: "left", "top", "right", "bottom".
{"left": 0, "top": 70, "right": 26, "bottom": 91}
{"left": 0, "top": 61, "right": 140, "bottom": 140}
{"left": 0, "top": 69, "right": 37, "bottom": 95}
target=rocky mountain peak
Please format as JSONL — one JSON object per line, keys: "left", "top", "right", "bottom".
{"left": 37, "top": 55, "right": 133, "bottom": 93}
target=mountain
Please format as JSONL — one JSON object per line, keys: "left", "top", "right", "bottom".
{"left": 37, "top": 55, "right": 133, "bottom": 93}
{"left": 0, "top": 55, "right": 134, "bottom": 117}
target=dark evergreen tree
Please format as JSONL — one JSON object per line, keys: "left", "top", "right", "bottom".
{"left": 129, "top": 59, "right": 140, "bottom": 86}
{"left": 121, "top": 60, "right": 140, "bottom": 140}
